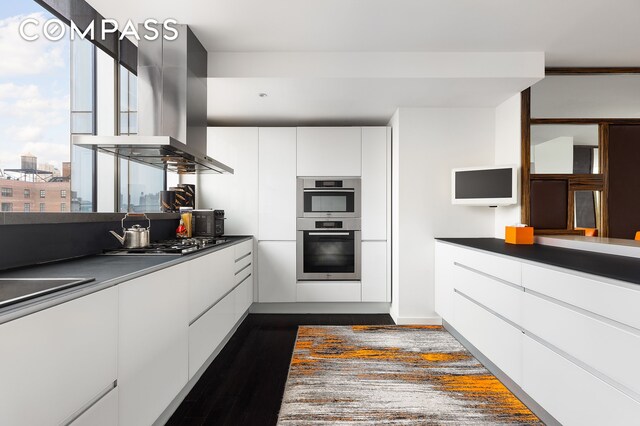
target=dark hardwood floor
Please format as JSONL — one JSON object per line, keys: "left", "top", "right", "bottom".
{"left": 166, "top": 314, "right": 395, "bottom": 426}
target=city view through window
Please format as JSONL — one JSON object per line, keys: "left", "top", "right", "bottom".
{"left": 0, "top": 0, "right": 72, "bottom": 213}
{"left": 1, "top": 0, "right": 164, "bottom": 213}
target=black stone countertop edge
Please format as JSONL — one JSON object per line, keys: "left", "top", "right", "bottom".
{"left": 436, "top": 238, "right": 640, "bottom": 286}
{"left": 0, "top": 236, "right": 253, "bottom": 325}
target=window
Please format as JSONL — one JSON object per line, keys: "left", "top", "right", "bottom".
{"left": 0, "top": 0, "right": 71, "bottom": 214}
{"left": 39, "top": 203, "right": 46, "bottom": 212}
{"left": 119, "top": 66, "right": 138, "bottom": 135}
{"left": 1, "top": 203, "right": 13, "bottom": 212}
{"left": 60, "top": 190, "right": 67, "bottom": 198}
{"left": 40, "top": 190, "right": 46, "bottom": 198}
{"left": 61, "top": 203, "right": 67, "bottom": 212}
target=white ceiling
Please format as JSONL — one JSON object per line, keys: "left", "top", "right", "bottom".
{"left": 86, "top": 0, "right": 640, "bottom": 125}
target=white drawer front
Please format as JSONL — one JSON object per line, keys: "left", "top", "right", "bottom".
{"left": 71, "top": 387, "right": 118, "bottom": 426}
{"left": 234, "top": 239, "right": 253, "bottom": 260}
{"left": 188, "top": 247, "right": 235, "bottom": 322}
{"left": 188, "top": 293, "right": 235, "bottom": 379}
{"left": 234, "top": 274, "right": 253, "bottom": 321}
{"left": 450, "top": 245, "right": 521, "bottom": 285}
{"left": 435, "top": 242, "right": 457, "bottom": 320}
{"left": 452, "top": 291, "right": 522, "bottom": 384}
{"left": 297, "top": 282, "right": 361, "bottom": 302}
{"left": 522, "top": 291, "right": 640, "bottom": 397}
{"left": 234, "top": 253, "right": 252, "bottom": 278}
{"left": 453, "top": 262, "right": 523, "bottom": 326}
{"left": 522, "top": 336, "right": 640, "bottom": 425}
{"left": 522, "top": 263, "right": 640, "bottom": 330}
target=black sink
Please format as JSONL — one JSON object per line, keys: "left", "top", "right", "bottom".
{"left": 0, "top": 278, "right": 95, "bottom": 309}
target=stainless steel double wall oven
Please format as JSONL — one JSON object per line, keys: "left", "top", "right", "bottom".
{"left": 297, "top": 178, "right": 361, "bottom": 281}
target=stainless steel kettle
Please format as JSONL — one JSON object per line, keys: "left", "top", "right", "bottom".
{"left": 110, "top": 213, "right": 151, "bottom": 248}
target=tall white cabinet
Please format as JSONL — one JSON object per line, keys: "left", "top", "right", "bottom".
{"left": 258, "top": 128, "right": 297, "bottom": 241}
{"left": 200, "top": 125, "right": 392, "bottom": 305}
{"left": 296, "top": 127, "right": 362, "bottom": 177}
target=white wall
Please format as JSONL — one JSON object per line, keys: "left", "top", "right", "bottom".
{"left": 389, "top": 107, "right": 496, "bottom": 325}
{"left": 494, "top": 93, "right": 522, "bottom": 237}
{"left": 198, "top": 128, "right": 259, "bottom": 236}
{"left": 533, "top": 136, "right": 573, "bottom": 174}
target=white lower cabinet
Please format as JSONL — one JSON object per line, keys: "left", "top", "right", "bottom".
{"left": 452, "top": 290, "right": 523, "bottom": 385}
{"left": 118, "top": 264, "right": 189, "bottom": 426}
{"left": 436, "top": 241, "right": 640, "bottom": 424}
{"left": 189, "top": 291, "right": 235, "bottom": 379}
{"left": 522, "top": 291, "right": 640, "bottom": 397}
{"left": 189, "top": 240, "right": 254, "bottom": 378}
{"left": 71, "top": 387, "right": 118, "bottom": 426}
{"left": 296, "top": 281, "right": 361, "bottom": 302}
{"left": 0, "top": 287, "right": 118, "bottom": 426}
{"left": 522, "top": 335, "right": 640, "bottom": 425}
{"left": 258, "top": 241, "right": 296, "bottom": 302}
{"left": 188, "top": 247, "right": 235, "bottom": 322}
{"left": 361, "top": 241, "right": 388, "bottom": 302}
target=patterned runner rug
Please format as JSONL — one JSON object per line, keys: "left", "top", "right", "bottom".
{"left": 277, "top": 325, "right": 543, "bottom": 425}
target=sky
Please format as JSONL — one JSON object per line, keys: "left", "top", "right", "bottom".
{"left": 0, "top": 0, "right": 70, "bottom": 175}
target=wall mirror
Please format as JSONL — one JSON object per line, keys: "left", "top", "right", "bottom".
{"left": 522, "top": 69, "right": 640, "bottom": 239}
{"left": 530, "top": 125, "right": 599, "bottom": 174}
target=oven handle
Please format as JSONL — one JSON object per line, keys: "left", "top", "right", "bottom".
{"left": 303, "top": 188, "right": 355, "bottom": 192}
{"left": 307, "top": 232, "right": 351, "bottom": 236}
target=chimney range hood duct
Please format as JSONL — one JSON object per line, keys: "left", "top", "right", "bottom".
{"left": 73, "top": 24, "right": 233, "bottom": 175}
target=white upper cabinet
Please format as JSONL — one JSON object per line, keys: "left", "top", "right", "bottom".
{"left": 259, "top": 128, "right": 297, "bottom": 241}
{"left": 361, "top": 127, "right": 389, "bottom": 240}
{"left": 297, "top": 127, "right": 362, "bottom": 177}
{"left": 200, "top": 127, "right": 259, "bottom": 236}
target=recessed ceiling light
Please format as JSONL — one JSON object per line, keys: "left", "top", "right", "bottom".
{"left": 258, "top": 92, "right": 268, "bottom": 98}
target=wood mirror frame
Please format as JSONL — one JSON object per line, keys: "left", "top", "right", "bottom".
{"left": 521, "top": 67, "right": 640, "bottom": 237}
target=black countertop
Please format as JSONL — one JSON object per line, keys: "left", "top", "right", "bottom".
{"left": 437, "top": 238, "right": 640, "bottom": 286}
{"left": 0, "top": 236, "right": 252, "bottom": 324}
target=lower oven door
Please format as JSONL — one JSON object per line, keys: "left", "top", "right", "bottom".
{"left": 297, "top": 230, "right": 361, "bottom": 281}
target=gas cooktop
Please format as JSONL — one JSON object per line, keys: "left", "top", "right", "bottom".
{"left": 104, "top": 237, "right": 229, "bottom": 255}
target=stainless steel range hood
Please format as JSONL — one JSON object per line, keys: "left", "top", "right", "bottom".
{"left": 73, "top": 24, "right": 233, "bottom": 175}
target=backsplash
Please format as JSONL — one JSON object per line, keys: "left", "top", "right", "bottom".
{"left": 0, "top": 213, "right": 179, "bottom": 271}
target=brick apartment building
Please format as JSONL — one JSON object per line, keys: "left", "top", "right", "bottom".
{"left": 1, "top": 155, "right": 72, "bottom": 213}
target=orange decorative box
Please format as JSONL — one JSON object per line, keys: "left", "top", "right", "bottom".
{"left": 635, "top": 231, "right": 640, "bottom": 241}
{"left": 505, "top": 226, "right": 534, "bottom": 245}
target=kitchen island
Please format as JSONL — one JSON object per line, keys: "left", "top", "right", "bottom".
{"left": 435, "top": 238, "right": 640, "bottom": 425}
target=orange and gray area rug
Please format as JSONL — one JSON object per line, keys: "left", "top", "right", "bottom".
{"left": 277, "top": 325, "right": 543, "bottom": 425}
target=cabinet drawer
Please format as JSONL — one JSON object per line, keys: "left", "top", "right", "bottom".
{"left": 71, "top": 386, "right": 118, "bottom": 426}
{"left": 452, "top": 290, "right": 522, "bottom": 384}
{"left": 522, "top": 292, "right": 640, "bottom": 396}
{"left": 297, "top": 282, "right": 361, "bottom": 302}
{"left": 188, "top": 247, "right": 235, "bottom": 322}
{"left": 522, "top": 263, "right": 640, "bottom": 330}
{"left": 0, "top": 288, "right": 118, "bottom": 426}
{"left": 450, "top": 245, "right": 521, "bottom": 285}
{"left": 234, "top": 253, "right": 252, "bottom": 277}
{"left": 234, "top": 274, "right": 253, "bottom": 321}
{"left": 522, "top": 335, "right": 640, "bottom": 425}
{"left": 188, "top": 293, "right": 235, "bottom": 379}
{"left": 234, "top": 240, "right": 253, "bottom": 260}
{"left": 453, "top": 261, "right": 523, "bottom": 325}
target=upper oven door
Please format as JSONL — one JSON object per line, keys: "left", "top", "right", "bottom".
{"left": 297, "top": 178, "right": 361, "bottom": 218}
